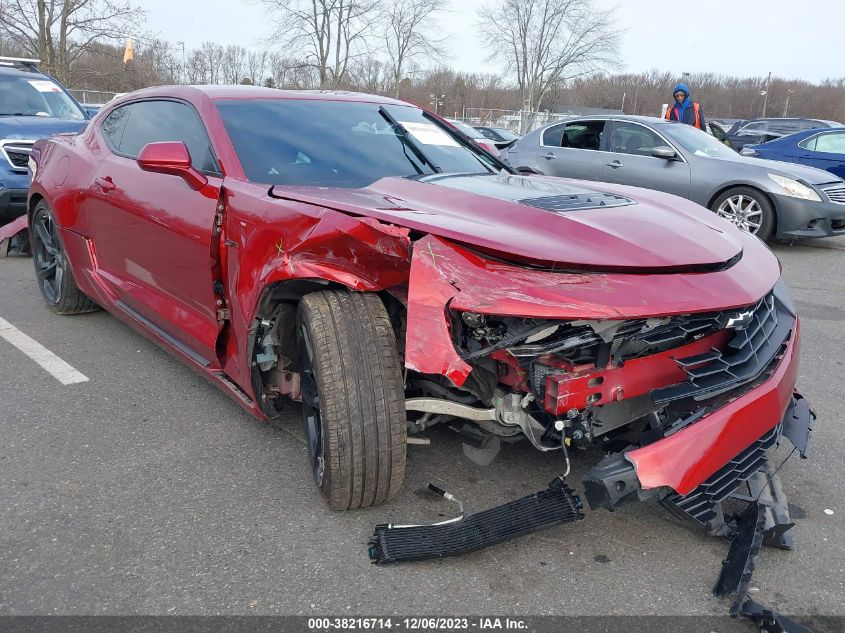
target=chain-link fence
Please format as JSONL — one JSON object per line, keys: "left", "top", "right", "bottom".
{"left": 67, "top": 89, "right": 119, "bottom": 105}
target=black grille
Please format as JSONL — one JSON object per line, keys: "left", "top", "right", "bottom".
{"left": 2, "top": 142, "right": 33, "bottom": 169}
{"left": 517, "top": 192, "right": 635, "bottom": 212}
{"left": 651, "top": 293, "right": 792, "bottom": 404}
{"left": 664, "top": 424, "right": 781, "bottom": 524}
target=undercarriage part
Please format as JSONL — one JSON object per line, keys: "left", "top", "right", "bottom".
{"left": 712, "top": 504, "right": 817, "bottom": 632}
{"left": 733, "top": 460, "right": 796, "bottom": 550}
{"left": 739, "top": 600, "right": 816, "bottom": 633}
{"left": 782, "top": 392, "right": 815, "bottom": 458}
{"left": 367, "top": 477, "right": 583, "bottom": 564}
{"left": 404, "top": 392, "right": 559, "bottom": 450}
{"left": 581, "top": 452, "right": 642, "bottom": 510}
{"left": 713, "top": 502, "right": 765, "bottom": 616}
{"left": 462, "top": 435, "right": 501, "bottom": 466}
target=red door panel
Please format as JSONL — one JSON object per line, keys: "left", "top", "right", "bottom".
{"left": 85, "top": 152, "right": 222, "bottom": 363}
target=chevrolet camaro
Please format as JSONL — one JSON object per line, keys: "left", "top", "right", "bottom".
{"left": 28, "top": 87, "right": 813, "bottom": 551}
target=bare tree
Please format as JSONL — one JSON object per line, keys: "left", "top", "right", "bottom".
{"left": 478, "top": 0, "right": 620, "bottom": 127}
{"left": 383, "top": 0, "right": 448, "bottom": 97}
{"left": 198, "top": 41, "right": 224, "bottom": 84}
{"left": 246, "top": 49, "right": 269, "bottom": 85}
{"left": 0, "top": 0, "right": 145, "bottom": 82}
{"left": 221, "top": 44, "right": 247, "bottom": 84}
{"left": 257, "top": 0, "right": 381, "bottom": 88}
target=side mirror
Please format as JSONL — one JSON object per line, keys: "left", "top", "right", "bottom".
{"left": 137, "top": 142, "right": 208, "bottom": 190}
{"left": 651, "top": 146, "right": 678, "bottom": 160}
{"left": 740, "top": 147, "right": 757, "bottom": 157}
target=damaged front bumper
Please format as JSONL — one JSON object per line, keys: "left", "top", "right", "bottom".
{"left": 582, "top": 316, "right": 809, "bottom": 511}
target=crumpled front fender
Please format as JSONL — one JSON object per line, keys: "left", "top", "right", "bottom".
{"left": 404, "top": 234, "right": 780, "bottom": 387}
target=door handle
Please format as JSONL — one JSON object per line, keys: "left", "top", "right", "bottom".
{"left": 543, "top": 152, "right": 557, "bottom": 160}
{"left": 605, "top": 160, "right": 623, "bottom": 168}
{"left": 95, "top": 176, "right": 116, "bottom": 192}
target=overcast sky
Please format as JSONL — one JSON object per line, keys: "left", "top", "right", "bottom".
{"left": 133, "top": 0, "right": 841, "bottom": 84}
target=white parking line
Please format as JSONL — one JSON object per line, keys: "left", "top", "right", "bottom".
{"left": 0, "top": 316, "right": 89, "bottom": 385}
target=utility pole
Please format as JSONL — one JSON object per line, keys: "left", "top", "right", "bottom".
{"left": 784, "top": 89, "right": 794, "bottom": 117}
{"left": 177, "top": 41, "right": 186, "bottom": 84}
{"left": 761, "top": 71, "right": 771, "bottom": 117}
{"left": 621, "top": 91, "right": 626, "bottom": 113}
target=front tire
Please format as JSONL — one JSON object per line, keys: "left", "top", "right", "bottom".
{"left": 30, "top": 201, "right": 99, "bottom": 315}
{"left": 711, "top": 187, "right": 775, "bottom": 241}
{"left": 297, "top": 290, "right": 406, "bottom": 510}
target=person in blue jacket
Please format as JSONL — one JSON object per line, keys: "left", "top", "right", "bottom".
{"left": 665, "top": 83, "right": 707, "bottom": 130}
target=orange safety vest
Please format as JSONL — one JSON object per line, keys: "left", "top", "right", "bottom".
{"left": 666, "top": 102, "right": 702, "bottom": 129}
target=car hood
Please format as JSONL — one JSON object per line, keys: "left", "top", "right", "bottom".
{"left": 0, "top": 116, "right": 87, "bottom": 140}
{"left": 706, "top": 151, "right": 839, "bottom": 185}
{"left": 270, "top": 173, "right": 745, "bottom": 272}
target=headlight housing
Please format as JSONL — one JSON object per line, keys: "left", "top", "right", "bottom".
{"left": 27, "top": 155, "right": 37, "bottom": 179}
{"left": 768, "top": 173, "right": 821, "bottom": 202}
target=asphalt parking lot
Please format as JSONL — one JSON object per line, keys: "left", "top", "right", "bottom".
{"left": 0, "top": 238, "right": 843, "bottom": 618}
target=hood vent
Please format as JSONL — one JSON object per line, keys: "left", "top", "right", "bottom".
{"left": 517, "top": 192, "right": 635, "bottom": 213}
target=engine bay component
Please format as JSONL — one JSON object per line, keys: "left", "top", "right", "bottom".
{"left": 367, "top": 477, "right": 583, "bottom": 564}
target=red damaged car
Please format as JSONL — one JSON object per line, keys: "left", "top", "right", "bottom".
{"left": 27, "top": 87, "right": 813, "bottom": 552}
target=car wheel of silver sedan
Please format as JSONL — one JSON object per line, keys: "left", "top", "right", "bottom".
{"left": 711, "top": 187, "right": 775, "bottom": 242}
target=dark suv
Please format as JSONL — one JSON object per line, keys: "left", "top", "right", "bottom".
{"left": 0, "top": 57, "right": 90, "bottom": 225}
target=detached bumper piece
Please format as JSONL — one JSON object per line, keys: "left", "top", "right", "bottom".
{"left": 714, "top": 503, "right": 817, "bottom": 633}
{"left": 368, "top": 477, "right": 583, "bottom": 564}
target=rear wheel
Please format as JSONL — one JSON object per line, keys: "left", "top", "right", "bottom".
{"left": 30, "top": 201, "right": 99, "bottom": 315}
{"left": 711, "top": 187, "right": 775, "bottom": 241}
{"left": 297, "top": 290, "right": 406, "bottom": 510}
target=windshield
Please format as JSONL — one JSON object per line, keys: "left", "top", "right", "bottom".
{"left": 0, "top": 74, "right": 86, "bottom": 120}
{"left": 658, "top": 122, "right": 737, "bottom": 158}
{"left": 217, "top": 99, "right": 500, "bottom": 187}
{"left": 491, "top": 128, "right": 520, "bottom": 141}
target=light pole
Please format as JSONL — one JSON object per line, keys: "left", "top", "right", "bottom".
{"left": 429, "top": 93, "right": 445, "bottom": 115}
{"left": 784, "top": 88, "right": 795, "bottom": 117}
{"left": 761, "top": 71, "right": 771, "bottom": 117}
{"left": 176, "top": 40, "right": 185, "bottom": 84}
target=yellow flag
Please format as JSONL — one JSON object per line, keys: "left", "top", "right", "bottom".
{"left": 123, "top": 38, "right": 134, "bottom": 65}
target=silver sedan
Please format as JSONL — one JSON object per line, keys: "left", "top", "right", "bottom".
{"left": 502, "top": 115, "right": 845, "bottom": 241}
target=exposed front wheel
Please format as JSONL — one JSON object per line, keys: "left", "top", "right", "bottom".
{"left": 711, "top": 187, "right": 775, "bottom": 241}
{"left": 297, "top": 290, "right": 406, "bottom": 510}
{"left": 30, "top": 201, "right": 99, "bottom": 315}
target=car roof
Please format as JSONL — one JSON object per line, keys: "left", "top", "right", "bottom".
{"left": 537, "top": 114, "right": 668, "bottom": 129}
{"left": 0, "top": 65, "right": 48, "bottom": 79}
{"left": 110, "top": 84, "right": 410, "bottom": 106}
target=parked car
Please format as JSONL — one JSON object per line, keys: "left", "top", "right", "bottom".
{"left": 741, "top": 128, "right": 845, "bottom": 180}
{"left": 443, "top": 118, "right": 499, "bottom": 155}
{"left": 28, "top": 86, "right": 812, "bottom": 556}
{"left": 502, "top": 115, "right": 845, "bottom": 241}
{"left": 726, "top": 117, "right": 843, "bottom": 151}
{"left": 474, "top": 125, "right": 521, "bottom": 149}
{"left": 0, "top": 57, "right": 90, "bottom": 226}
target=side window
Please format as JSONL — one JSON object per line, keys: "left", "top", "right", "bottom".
{"left": 739, "top": 121, "right": 767, "bottom": 135}
{"left": 814, "top": 133, "right": 845, "bottom": 154}
{"left": 560, "top": 121, "right": 605, "bottom": 150}
{"left": 110, "top": 100, "right": 219, "bottom": 173}
{"left": 799, "top": 136, "right": 818, "bottom": 151}
{"left": 610, "top": 122, "right": 665, "bottom": 156}
{"left": 542, "top": 123, "right": 566, "bottom": 147}
{"left": 101, "top": 106, "right": 130, "bottom": 149}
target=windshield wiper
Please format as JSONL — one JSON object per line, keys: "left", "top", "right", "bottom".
{"left": 378, "top": 106, "right": 441, "bottom": 174}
